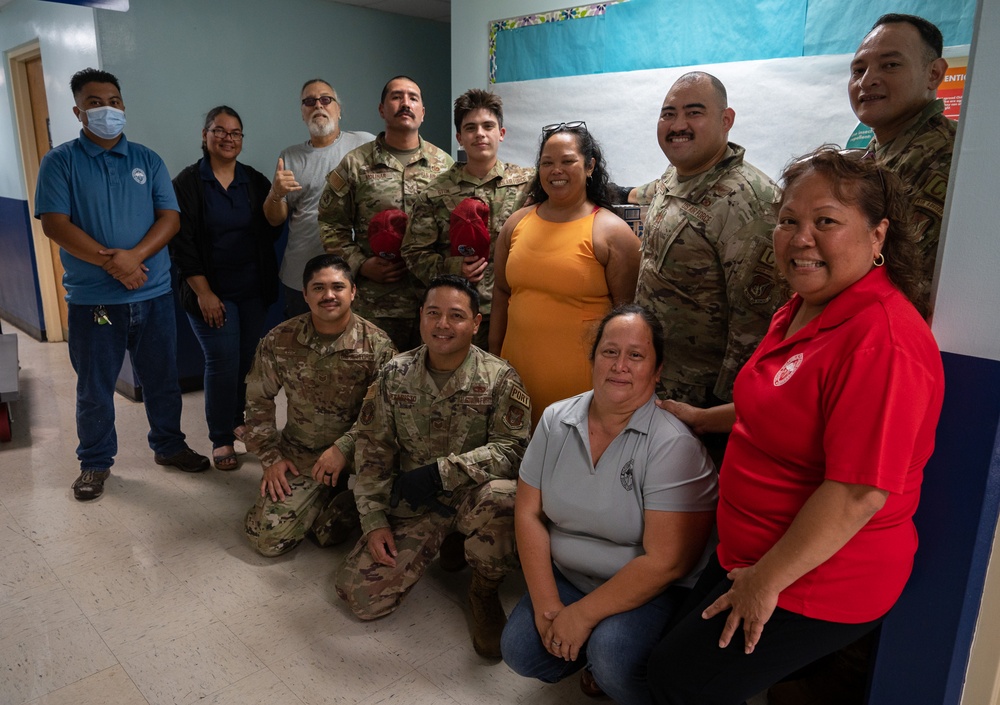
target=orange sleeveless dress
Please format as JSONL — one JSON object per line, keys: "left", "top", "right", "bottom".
{"left": 501, "top": 207, "right": 611, "bottom": 427}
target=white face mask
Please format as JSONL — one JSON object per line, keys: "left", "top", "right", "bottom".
{"left": 84, "top": 106, "right": 126, "bottom": 140}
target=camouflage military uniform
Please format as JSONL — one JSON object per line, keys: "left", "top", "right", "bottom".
{"left": 317, "top": 133, "right": 453, "bottom": 349}
{"left": 865, "top": 99, "right": 956, "bottom": 312}
{"left": 634, "top": 143, "right": 784, "bottom": 407}
{"left": 401, "top": 160, "right": 535, "bottom": 347}
{"left": 335, "top": 345, "right": 530, "bottom": 619}
{"left": 243, "top": 313, "right": 395, "bottom": 556}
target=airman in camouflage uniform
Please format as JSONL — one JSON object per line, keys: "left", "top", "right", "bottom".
{"left": 850, "top": 15, "right": 955, "bottom": 315}
{"left": 634, "top": 73, "right": 783, "bottom": 410}
{"left": 335, "top": 276, "right": 530, "bottom": 659}
{"left": 318, "top": 76, "right": 453, "bottom": 350}
{"left": 402, "top": 89, "right": 534, "bottom": 348}
{"left": 244, "top": 256, "right": 395, "bottom": 557}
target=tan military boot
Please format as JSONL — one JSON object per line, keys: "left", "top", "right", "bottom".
{"left": 469, "top": 571, "right": 506, "bottom": 658}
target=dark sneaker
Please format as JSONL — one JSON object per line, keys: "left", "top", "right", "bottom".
{"left": 439, "top": 531, "right": 469, "bottom": 572}
{"left": 154, "top": 447, "right": 210, "bottom": 473}
{"left": 72, "top": 470, "right": 109, "bottom": 501}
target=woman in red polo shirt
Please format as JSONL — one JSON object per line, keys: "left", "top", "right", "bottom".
{"left": 647, "top": 147, "right": 945, "bottom": 705}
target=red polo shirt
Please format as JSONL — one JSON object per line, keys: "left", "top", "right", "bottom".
{"left": 717, "top": 268, "right": 944, "bottom": 623}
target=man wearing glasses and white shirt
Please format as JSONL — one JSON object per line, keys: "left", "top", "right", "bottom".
{"left": 265, "top": 79, "right": 374, "bottom": 318}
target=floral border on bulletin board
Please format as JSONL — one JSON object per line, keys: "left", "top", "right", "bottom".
{"left": 488, "top": 2, "right": 628, "bottom": 84}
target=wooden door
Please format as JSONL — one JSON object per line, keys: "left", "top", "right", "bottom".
{"left": 24, "top": 56, "right": 67, "bottom": 340}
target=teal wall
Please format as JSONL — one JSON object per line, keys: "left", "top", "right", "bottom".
{"left": 0, "top": 0, "right": 450, "bottom": 335}
{"left": 94, "top": 0, "right": 452, "bottom": 177}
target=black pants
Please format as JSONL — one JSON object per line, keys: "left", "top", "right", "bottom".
{"left": 648, "top": 554, "right": 881, "bottom": 705}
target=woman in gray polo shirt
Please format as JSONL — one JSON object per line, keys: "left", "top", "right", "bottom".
{"left": 500, "top": 305, "right": 718, "bottom": 704}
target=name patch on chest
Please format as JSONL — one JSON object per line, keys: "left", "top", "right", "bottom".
{"left": 679, "top": 201, "right": 713, "bottom": 225}
{"left": 362, "top": 170, "right": 395, "bottom": 183}
{"left": 390, "top": 392, "right": 417, "bottom": 406}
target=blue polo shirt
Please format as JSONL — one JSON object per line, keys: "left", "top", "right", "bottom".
{"left": 34, "top": 130, "right": 179, "bottom": 304}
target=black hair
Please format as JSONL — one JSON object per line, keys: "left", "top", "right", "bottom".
{"left": 589, "top": 304, "right": 665, "bottom": 370}
{"left": 528, "top": 125, "right": 615, "bottom": 210}
{"left": 381, "top": 75, "right": 420, "bottom": 104}
{"left": 70, "top": 68, "right": 121, "bottom": 97}
{"left": 872, "top": 13, "right": 944, "bottom": 61}
{"left": 674, "top": 71, "right": 729, "bottom": 109}
{"left": 201, "top": 105, "right": 242, "bottom": 158}
{"left": 302, "top": 254, "right": 355, "bottom": 290}
{"left": 422, "top": 274, "right": 480, "bottom": 316}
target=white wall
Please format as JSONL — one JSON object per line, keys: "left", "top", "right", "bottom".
{"left": 929, "top": 0, "right": 1000, "bottom": 363}
{"left": 0, "top": 0, "right": 99, "bottom": 199}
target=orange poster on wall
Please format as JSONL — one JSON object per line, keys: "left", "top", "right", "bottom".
{"left": 938, "top": 57, "right": 967, "bottom": 121}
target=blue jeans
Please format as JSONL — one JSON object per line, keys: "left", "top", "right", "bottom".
{"left": 185, "top": 297, "right": 267, "bottom": 448}
{"left": 68, "top": 294, "right": 187, "bottom": 471}
{"left": 501, "top": 566, "right": 685, "bottom": 705}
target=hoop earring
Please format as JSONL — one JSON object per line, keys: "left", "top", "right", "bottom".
{"left": 873, "top": 252, "right": 885, "bottom": 267}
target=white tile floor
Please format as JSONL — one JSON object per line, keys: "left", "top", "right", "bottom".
{"left": 0, "top": 319, "right": 593, "bottom": 705}
{"left": 0, "top": 319, "right": 772, "bottom": 705}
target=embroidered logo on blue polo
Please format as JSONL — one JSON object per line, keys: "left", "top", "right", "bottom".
{"left": 132, "top": 168, "right": 147, "bottom": 185}
{"left": 620, "top": 458, "right": 634, "bottom": 491}
{"left": 774, "top": 353, "right": 803, "bottom": 387}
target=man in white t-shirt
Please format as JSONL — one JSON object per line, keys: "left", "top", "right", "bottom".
{"left": 264, "top": 79, "right": 375, "bottom": 318}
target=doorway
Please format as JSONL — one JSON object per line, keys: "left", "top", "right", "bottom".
{"left": 9, "top": 42, "right": 66, "bottom": 342}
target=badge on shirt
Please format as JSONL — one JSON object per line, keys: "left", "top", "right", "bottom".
{"left": 773, "top": 353, "right": 804, "bottom": 386}
{"left": 503, "top": 405, "right": 525, "bottom": 430}
{"left": 620, "top": 458, "right": 634, "bottom": 491}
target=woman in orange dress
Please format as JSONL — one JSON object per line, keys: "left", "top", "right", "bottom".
{"left": 490, "top": 122, "right": 639, "bottom": 427}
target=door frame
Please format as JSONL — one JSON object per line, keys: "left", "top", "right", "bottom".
{"left": 8, "top": 40, "right": 64, "bottom": 343}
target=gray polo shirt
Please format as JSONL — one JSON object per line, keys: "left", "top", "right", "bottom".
{"left": 520, "top": 391, "right": 718, "bottom": 593}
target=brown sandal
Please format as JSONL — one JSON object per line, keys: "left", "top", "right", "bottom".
{"left": 213, "top": 451, "right": 239, "bottom": 471}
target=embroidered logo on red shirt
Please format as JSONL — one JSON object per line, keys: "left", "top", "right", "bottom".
{"left": 773, "top": 353, "right": 803, "bottom": 386}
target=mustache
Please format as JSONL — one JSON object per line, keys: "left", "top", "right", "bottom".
{"left": 395, "top": 108, "right": 415, "bottom": 118}
{"left": 667, "top": 131, "right": 694, "bottom": 139}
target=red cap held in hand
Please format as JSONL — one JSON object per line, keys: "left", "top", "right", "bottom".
{"left": 369, "top": 209, "right": 408, "bottom": 260}
{"left": 449, "top": 198, "right": 491, "bottom": 258}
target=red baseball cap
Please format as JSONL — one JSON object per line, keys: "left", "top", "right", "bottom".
{"left": 368, "top": 209, "right": 408, "bottom": 260}
{"left": 450, "top": 198, "right": 491, "bottom": 258}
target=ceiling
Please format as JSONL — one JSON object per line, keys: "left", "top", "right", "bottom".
{"left": 0, "top": 0, "right": 450, "bottom": 22}
{"left": 322, "top": 0, "right": 452, "bottom": 22}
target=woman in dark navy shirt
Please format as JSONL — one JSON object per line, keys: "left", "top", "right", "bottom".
{"left": 171, "top": 106, "right": 281, "bottom": 470}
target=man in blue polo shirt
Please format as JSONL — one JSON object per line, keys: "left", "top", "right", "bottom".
{"left": 35, "top": 67, "right": 209, "bottom": 501}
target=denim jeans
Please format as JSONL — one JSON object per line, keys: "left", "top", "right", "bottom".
{"left": 68, "top": 293, "right": 187, "bottom": 471}
{"left": 186, "top": 296, "right": 267, "bottom": 448}
{"left": 501, "top": 566, "right": 685, "bottom": 705}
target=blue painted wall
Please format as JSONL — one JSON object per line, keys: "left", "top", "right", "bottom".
{"left": 0, "top": 197, "right": 44, "bottom": 338}
{"left": 871, "top": 352, "right": 1000, "bottom": 704}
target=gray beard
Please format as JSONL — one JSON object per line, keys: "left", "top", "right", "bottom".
{"left": 308, "top": 119, "right": 336, "bottom": 138}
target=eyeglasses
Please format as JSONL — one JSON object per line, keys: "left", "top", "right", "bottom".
{"left": 302, "top": 96, "right": 337, "bottom": 108}
{"left": 542, "top": 121, "right": 587, "bottom": 134}
{"left": 207, "top": 127, "right": 244, "bottom": 141}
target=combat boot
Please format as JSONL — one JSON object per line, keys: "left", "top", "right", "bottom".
{"left": 468, "top": 571, "right": 506, "bottom": 658}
